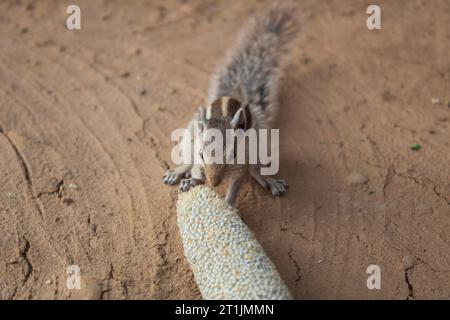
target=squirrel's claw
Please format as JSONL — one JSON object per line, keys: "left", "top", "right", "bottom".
{"left": 267, "top": 179, "right": 288, "bottom": 196}
{"left": 163, "top": 169, "right": 182, "bottom": 185}
{"left": 179, "top": 178, "right": 203, "bottom": 192}
{"left": 277, "top": 179, "right": 289, "bottom": 189}
{"left": 250, "top": 165, "right": 289, "bottom": 197}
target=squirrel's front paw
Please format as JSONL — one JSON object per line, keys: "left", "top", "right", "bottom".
{"left": 266, "top": 179, "right": 288, "bottom": 197}
{"left": 179, "top": 178, "right": 203, "bottom": 192}
{"left": 163, "top": 169, "right": 183, "bottom": 185}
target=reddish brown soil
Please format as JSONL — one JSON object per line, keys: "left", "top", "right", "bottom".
{"left": 0, "top": 0, "right": 449, "bottom": 299}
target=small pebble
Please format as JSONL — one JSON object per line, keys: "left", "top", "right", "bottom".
{"left": 431, "top": 97, "right": 441, "bottom": 105}
{"left": 7, "top": 257, "right": 18, "bottom": 264}
{"left": 62, "top": 197, "right": 75, "bottom": 206}
{"left": 347, "top": 173, "right": 369, "bottom": 186}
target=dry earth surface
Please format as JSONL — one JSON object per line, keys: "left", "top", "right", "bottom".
{"left": 0, "top": 0, "right": 449, "bottom": 299}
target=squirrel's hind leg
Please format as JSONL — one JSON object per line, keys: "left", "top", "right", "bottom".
{"left": 249, "top": 165, "right": 288, "bottom": 197}
{"left": 163, "top": 164, "right": 192, "bottom": 185}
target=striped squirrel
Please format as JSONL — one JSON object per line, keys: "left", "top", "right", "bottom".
{"left": 163, "top": 6, "right": 298, "bottom": 206}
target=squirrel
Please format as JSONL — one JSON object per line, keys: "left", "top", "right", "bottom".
{"left": 163, "top": 5, "right": 299, "bottom": 206}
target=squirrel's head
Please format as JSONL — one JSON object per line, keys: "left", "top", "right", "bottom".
{"left": 197, "top": 96, "right": 251, "bottom": 187}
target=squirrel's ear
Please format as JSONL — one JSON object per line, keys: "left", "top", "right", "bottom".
{"left": 198, "top": 106, "right": 207, "bottom": 124}
{"left": 230, "top": 108, "right": 244, "bottom": 130}
{"left": 230, "top": 105, "right": 251, "bottom": 130}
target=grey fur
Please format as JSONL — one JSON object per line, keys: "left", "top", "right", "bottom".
{"left": 208, "top": 6, "right": 299, "bottom": 128}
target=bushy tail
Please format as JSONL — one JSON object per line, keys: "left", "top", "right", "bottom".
{"left": 208, "top": 5, "right": 300, "bottom": 126}
{"left": 244, "top": 4, "right": 299, "bottom": 54}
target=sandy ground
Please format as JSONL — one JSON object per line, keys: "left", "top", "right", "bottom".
{"left": 0, "top": 0, "right": 449, "bottom": 300}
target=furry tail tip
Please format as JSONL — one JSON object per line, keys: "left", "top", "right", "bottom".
{"left": 256, "top": 4, "right": 300, "bottom": 44}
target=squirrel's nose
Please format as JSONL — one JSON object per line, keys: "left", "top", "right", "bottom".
{"left": 208, "top": 176, "right": 220, "bottom": 187}
{"left": 205, "top": 165, "right": 223, "bottom": 187}
{"left": 206, "top": 171, "right": 220, "bottom": 187}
